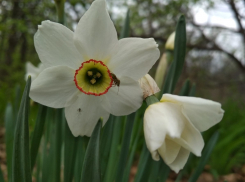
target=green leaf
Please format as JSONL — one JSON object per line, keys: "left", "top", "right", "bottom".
{"left": 100, "top": 115, "right": 114, "bottom": 180}
{"left": 157, "top": 161, "right": 170, "bottom": 182}
{"left": 134, "top": 144, "right": 151, "bottom": 182}
{"left": 64, "top": 120, "right": 78, "bottom": 182}
{"left": 120, "top": 9, "right": 130, "bottom": 39}
{"left": 80, "top": 120, "right": 102, "bottom": 182}
{"left": 188, "top": 131, "right": 219, "bottom": 182}
{"left": 14, "top": 84, "right": 21, "bottom": 117}
{"left": 179, "top": 79, "right": 190, "bottom": 96}
{"left": 30, "top": 105, "right": 47, "bottom": 170}
{"left": 41, "top": 108, "right": 54, "bottom": 182}
{"left": 115, "top": 112, "right": 136, "bottom": 182}
{"left": 103, "top": 116, "right": 123, "bottom": 182}
{"left": 74, "top": 137, "right": 86, "bottom": 182}
{"left": 4, "top": 103, "right": 14, "bottom": 181}
{"left": 122, "top": 119, "right": 143, "bottom": 182}
{"left": 162, "top": 15, "right": 186, "bottom": 94}
{"left": 35, "top": 151, "right": 42, "bottom": 182}
{"left": 49, "top": 109, "right": 63, "bottom": 182}
{"left": 12, "top": 76, "right": 32, "bottom": 182}
{"left": 148, "top": 160, "right": 161, "bottom": 182}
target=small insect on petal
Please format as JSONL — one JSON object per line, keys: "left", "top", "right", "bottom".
{"left": 111, "top": 73, "right": 120, "bottom": 87}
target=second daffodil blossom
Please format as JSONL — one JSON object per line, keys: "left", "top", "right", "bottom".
{"left": 144, "top": 94, "right": 224, "bottom": 173}
{"left": 30, "top": 0, "right": 160, "bottom": 136}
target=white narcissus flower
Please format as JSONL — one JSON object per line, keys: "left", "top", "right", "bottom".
{"left": 25, "top": 62, "right": 45, "bottom": 81}
{"left": 144, "top": 94, "right": 224, "bottom": 173}
{"left": 30, "top": 0, "right": 160, "bottom": 136}
{"left": 138, "top": 74, "right": 160, "bottom": 99}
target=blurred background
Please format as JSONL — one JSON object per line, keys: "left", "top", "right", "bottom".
{"left": 0, "top": 0, "right": 245, "bottom": 181}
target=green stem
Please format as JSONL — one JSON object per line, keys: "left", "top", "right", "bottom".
{"left": 145, "top": 95, "right": 159, "bottom": 106}
{"left": 54, "top": 0, "right": 65, "bottom": 24}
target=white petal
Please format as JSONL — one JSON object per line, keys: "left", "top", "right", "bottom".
{"left": 65, "top": 94, "right": 110, "bottom": 137}
{"left": 138, "top": 74, "right": 160, "bottom": 99}
{"left": 158, "top": 138, "right": 181, "bottom": 165}
{"left": 171, "top": 116, "right": 204, "bottom": 156}
{"left": 144, "top": 102, "right": 185, "bottom": 160}
{"left": 108, "top": 38, "right": 160, "bottom": 80}
{"left": 34, "top": 20, "right": 82, "bottom": 69}
{"left": 37, "top": 63, "right": 46, "bottom": 71}
{"left": 74, "top": 0, "right": 117, "bottom": 61}
{"left": 161, "top": 94, "right": 224, "bottom": 132}
{"left": 102, "top": 77, "right": 143, "bottom": 116}
{"left": 30, "top": 66, "right": 78, "bottom": 108}
{"left": 168, "top": 147, "right": 190, "bottom": 173}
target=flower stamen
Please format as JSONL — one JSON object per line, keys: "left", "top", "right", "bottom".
{"left": 96, "top": 72, "right": 101, "bottom": 78}
{"left": 87, "top": 71, "right": 93, "bottom": 76}
{"left": 90, "top": 78, "right": 96, "bottom": 84}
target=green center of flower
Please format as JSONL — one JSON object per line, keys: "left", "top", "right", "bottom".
{"left": 74, "top": 59, "right": 113, "bottom": 96}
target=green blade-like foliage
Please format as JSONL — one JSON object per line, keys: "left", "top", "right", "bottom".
{"left": 41, "top": 108, "right": 54, "bottom": 182}
{"left": 100, "top": 115, "right": 114, "bottom": 180}
{"left": 148, "top": 160, "right": 161, "bottom": 182}
{"left": 188, "top": 131, "right": 219, "bottom": 182}
{"left": 4, "top": 103, "right": 14, "bottom": 181}
{"left": 30, "top": 105, "right": 47, "bottom": 170}
{"left": 162, "top": 15, "right": 186, "bottom": 94}
{"left": 49, "top": 109, "right": 63, "bottom": 182}
{"left": 35, "top": 151, "right": 42, "bottom": 182}
{"left": 119, "top": 9, "right": 130, "bottom": 39}
{"left": 12, "top": 76, "right": 32, "bottom": 182}
{"left": 80, "top": 120, "right": 102, "bottom": 182}
{"left": 122, "top": 119, "right": 143, "bottom": 182}
{"left": 64, "top": 120, "right": 78, "bottom": 182}
{"left": 74, "top": 137, "right": 86, "bottom": 182}
{"left": 157, "top": 161, "right": 170, "bottom": 182}
{"left": 140, "top": 155, "right": 153, "bottom": 181}
{"left": 115, "top": 112, "right": 136, "bottom": 182}
{"left": 134, "top": 144, "right": 151, "bottom": 182}
{"left": 179, "top": 79, "right": 190, "bottom": 96}
{"left": 103, "top": 117, "right": 123, "bottom": 182}
{"left": 14, "top": 84, "right": 21, "bottom": 117}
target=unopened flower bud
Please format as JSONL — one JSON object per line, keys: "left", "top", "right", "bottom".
{"left": 154, "top": 53, "right": 168, "bottom": 96}
{"left": 138, "top": 74, "right": 160, "bottom": 99}
{"left": 165, "top": 32, "right": 175, "bottom": 51}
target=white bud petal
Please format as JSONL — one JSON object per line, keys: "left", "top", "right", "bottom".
{"left": 154, "top": 53, "right": 168, "bottom": 97}
{"left": 165, "top": 32, "right": 175, "bottom": 50}
{"left": 138, "top": 74, "right": 160, "bottom": 99}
